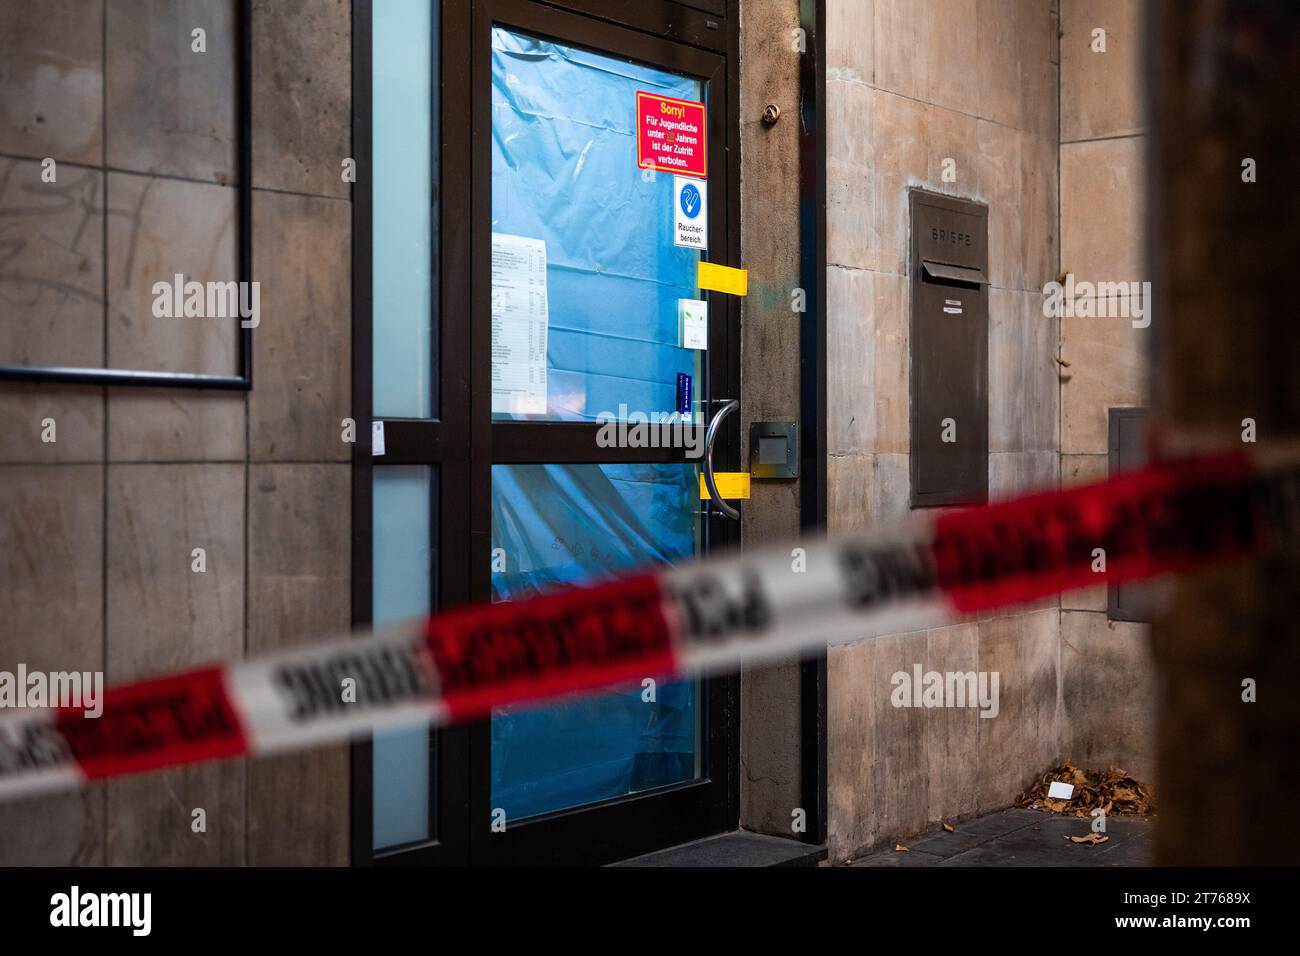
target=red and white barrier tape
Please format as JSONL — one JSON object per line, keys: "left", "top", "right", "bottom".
{"left": 2, "top": 450, "right": 1296, "bottom": 801}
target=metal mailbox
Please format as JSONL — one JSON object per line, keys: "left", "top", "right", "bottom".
{"left": 909, "top": 190, "right": 989, "bottom": 507}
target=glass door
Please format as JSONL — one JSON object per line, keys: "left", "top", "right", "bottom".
{"left": 469, "top": 1, "right": 738, "bottom": 865}
{"left": 355, "top": 0, "right": 740, "bottom": 867}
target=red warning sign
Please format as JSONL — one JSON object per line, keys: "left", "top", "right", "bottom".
{"left": 636, "top": 91, "right": 707, "bottom": 178}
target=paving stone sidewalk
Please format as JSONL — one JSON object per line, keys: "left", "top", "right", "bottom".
{"left": 848, "top": 808, "right": 1154, "bottom": 867}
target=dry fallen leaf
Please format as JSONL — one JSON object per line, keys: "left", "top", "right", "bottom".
{"left": 1016, "top": 763, "right": 1155, "bottom": 817}
{"left": 894, "top": 844, "right": 910, "bottom": 852}
{"left": 942, "top": 823, "right": 955, "bottom": 833}
{"left": 1067, "top": 834, "right": 1110, "bottom": 845}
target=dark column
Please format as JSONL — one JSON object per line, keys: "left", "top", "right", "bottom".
{"left": 1149, "top": 0, "right": 1300, "bottom": 864}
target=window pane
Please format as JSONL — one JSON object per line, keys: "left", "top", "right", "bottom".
{"left": 490, "top": 28, "right": 704, "bottom": 422}
{"left": 373, "top": 0, "right": 436, "bottom": 418}
{"left": 490, "top": 463, "right": 702, "bottom": 820}
{"left": 372, "top": 465, "right": 436, "bottom": 850}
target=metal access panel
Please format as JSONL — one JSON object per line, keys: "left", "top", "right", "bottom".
{"left": 1108, "top": 407, "right": 1151, "bottom": 622}
{"left": 909, "top": 190, "right": 990, "bottom": 507}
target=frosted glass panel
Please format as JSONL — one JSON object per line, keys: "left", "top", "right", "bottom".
{"left": 373, "top": 0, "right": 436, "bottom": 418}
{"left": 372, "top": 466, "right": 435, "bottom": 850}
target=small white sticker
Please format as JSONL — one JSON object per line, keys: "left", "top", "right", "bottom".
{"left": 673, "top": 176, "right": 708, "bottom": 250}
{"left": 943, "top": 298, "right": 963, "bottom": 315}
{"left": 372, "top": 420, "right": 386, "bottom": 457}
{"left": 679, "top": 299, "right": 708, "bottom": 350}
{"left": 1047, "top": 781, "right": 1075, "bottom": 800}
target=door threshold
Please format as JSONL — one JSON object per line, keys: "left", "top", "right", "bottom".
{"left": 609, "top": 830, "right": 827, "bottom": 867}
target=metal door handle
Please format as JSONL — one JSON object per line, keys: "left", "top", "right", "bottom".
{"left": 703, "top": 399, "right": 740, "bottom": 521}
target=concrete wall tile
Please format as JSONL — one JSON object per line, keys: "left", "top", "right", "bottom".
{"left": 977, "top": 120, "right": 1023, "bottom": 291}
{"left": 246, "top": 462, "right": 349, "bottom": 865}
{"left": 0, "top": 464, "right": 103, "bottom": 671}
{"left": 108, "top": 390, "right": 245, "bottom": 462}
{"left": 0, "top": 159, "right": 103, "bottom": 368}
{"left": 1019, "top": 131, "right": 1059, "bottom": 292}
{"left": 1022, "top": 608, "right": 1062, "bottom": 778}
{"left": 827, "top": 0, "right": 874, "bottom": 85}
{"left": 248, "top": 747, "right": 348, "bottom": 866}
{"left": 1060, "top": 136, "right": 1146, "bottom": 284}
{"left": 249, "top": 190, "right": 350, "bottom": 461}
{"left": 247, "top": 463, "right": 349, "bottom": 653}
{"left": 869, "top": 90, "right": 927, "bottom": 276}
{"left": 106, "top": 463, "right": 244, "bottom": 680}
{"left": 1060, "top": 610, "right": 1155, "bottom": 780}
{"left": 103, "top": 461, "right": 246, "bottom": 865}
{"left": 924, "top": 623, "right": 981, "bottom": 822}
{"left": 869, "top": 630, "right": 931, "bottom": 844}
{"left": 873, "top": 272, "right": 909, "bottom": 453}
{"left": 105, "top": 0, "right": 237, "bottom": 183}
{"left": 922, "top": 0, "right": 980, "bottom": 117}
{"left": 873, "top": 0, "right": 923, "bottom": 102}
{"left": 872, "top": 451, "right": 910, "bottom": 521}
{"left": 827, "top": 266, "right": 874, "bottom": 455}
{"left": 0, "top": 789, "right": 104, "bottom": 866}
{"left": 978, "top": 610, "right": 1058, "bottom": 809}
{"left": 0, "top": 0, "right": 103, "bottom": 165}
{"left": 827, "top": 638, "right": 876, "bottom": 860}
{"left": 1061, "top": 309, "right": 1148, "bottom": 454}
{"left": 105, "top": 172, "right": 239, "bottom": 376}
{"left": 976, "top": 0, "right": 1023, "bottom": 128}
{"left": 989, "top": 290, "right": 1059, "bottom": 452}
{"left": 989, "top": 449, "right": 1060, "bottom": 501}
{"left": 0, "top": 464, "right": 105, "bottom": 865}
{"left": 827, "top": 69, "right": 874, "bottom": 169}
{"left": 1061, "top": 0, "right": 1144, "bottom": 141}
{"left": 1018, "top": 0, "right": 1060, "bottom": 138}
{"left": 740, "top": 657, "right": 804, "bottom": 837}
{"left": 1061, "top": 454, "right": 1109, "bottom": 611}
{"left": 828, "top": 453, "right": 873, "bottom": 535}
{"left": 921, "top": 101, "right": 982, "bottom": 208}
{"left": 107, "top": 763, "right": 245, "bottom": 865}
{"left": 0, "top": 385, "right": 103, "bottom": 464}
{"left": 827, "top": 157, "right": 875, "bottom": 271}
{"left": 875, "top": 0, "right": 978, "bottom": 116}
{"left": 251, "top": 0, "right": 350, "bottom": 198}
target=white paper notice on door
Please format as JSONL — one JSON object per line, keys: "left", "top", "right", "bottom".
{"left": 491, "top": 233, "right": 549, "bottom": 415}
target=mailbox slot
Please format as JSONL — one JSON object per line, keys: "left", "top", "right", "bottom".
{"left": 909, "top": 191, "right": 989, "bottom": 507}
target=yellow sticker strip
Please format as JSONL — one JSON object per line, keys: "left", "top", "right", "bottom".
{"left": 697, "top": 261, "right": 748, "bottom": 296}
{"left": 699, "top": 472, "right": 752, "bottom": 500}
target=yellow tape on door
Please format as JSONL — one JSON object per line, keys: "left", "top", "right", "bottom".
{"left": 699, "top": 472, "right": 752, "bottom": 500}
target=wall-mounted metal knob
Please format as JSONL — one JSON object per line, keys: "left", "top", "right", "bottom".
{"left": 761, "top": 104, "right": 781, "bottom": 127}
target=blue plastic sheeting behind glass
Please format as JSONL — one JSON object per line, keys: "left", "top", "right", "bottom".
{"left": 491, "top": 27, "right": 703, "bottom": 422}
{"left": 491, "top": 464, "right": 700, "bottom": 820}
{"left": 372, "top": 466, "right": 435, "bottom": 850}
{"left": 373, "top": 0, "right": 435, "bottom": 418}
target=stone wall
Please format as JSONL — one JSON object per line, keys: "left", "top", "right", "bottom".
{"left": 824, "top": 0, "right": 1063, "bottom": 862}
{"left": 1058, "top": 0, "right": 1155, "bottom": 782}
{"left": 0, "top": 0, "right": 352, "bottom": 865}
{"left": 824, "top": 0, "right": 1156, "bottom": 863}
